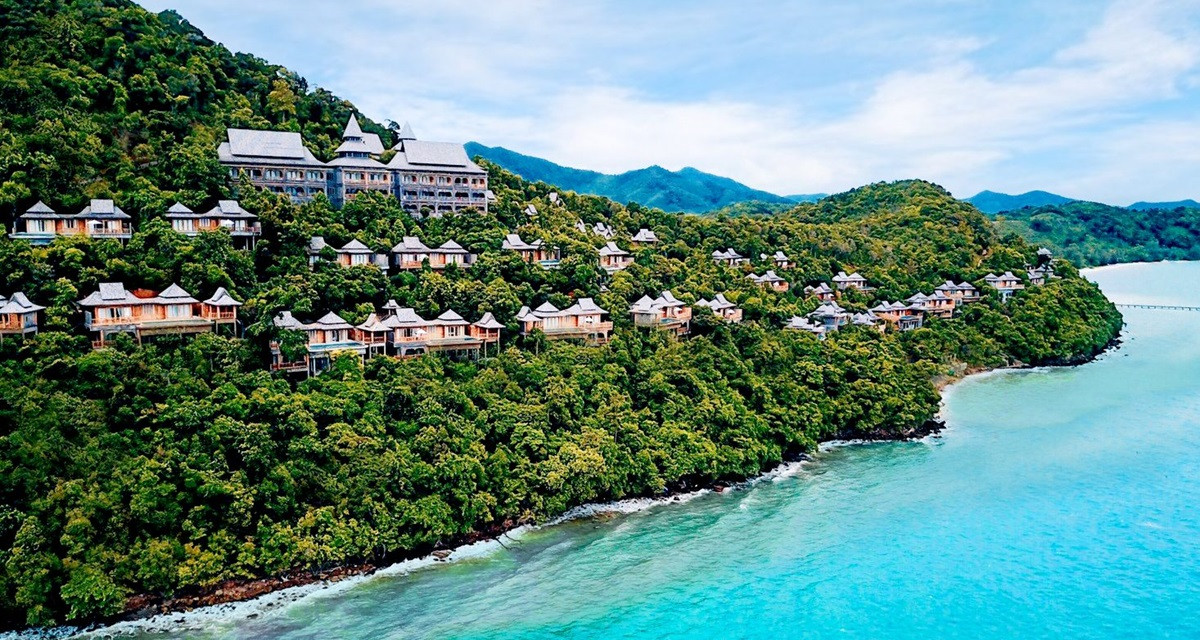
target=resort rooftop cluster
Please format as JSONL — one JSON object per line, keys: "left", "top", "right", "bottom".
{"left": 2, "top": 220, "right": 1059, "bottom": 372}
{"left": 3, "top": 116, "right": 1062, "bottom": 376}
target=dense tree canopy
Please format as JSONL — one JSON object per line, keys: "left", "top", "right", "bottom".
{"left": 0, "top": 0, "right": 1123, "bottom": 629}
{"left": 994, "top": 201, "right": 1200, "bottom": 266}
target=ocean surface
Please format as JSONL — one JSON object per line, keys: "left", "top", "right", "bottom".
{"left": 139, "top": 262, "right": 1200, "bottom": 640}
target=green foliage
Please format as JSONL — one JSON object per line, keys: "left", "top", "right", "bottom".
{"left": 993, "top": 201, "right": 1200, "bottom": 266}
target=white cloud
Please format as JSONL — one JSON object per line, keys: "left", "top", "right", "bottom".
{"left": 141, "top": 0, "right": 1200, "bottom": 201}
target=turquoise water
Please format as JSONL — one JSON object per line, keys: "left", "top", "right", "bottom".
{"left": 157, "top": 262, "right": 1200, "bottom": 640}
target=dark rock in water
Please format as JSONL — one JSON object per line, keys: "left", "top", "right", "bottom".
{"left": 432, "top": 550, "right": 452, "bottom": 560}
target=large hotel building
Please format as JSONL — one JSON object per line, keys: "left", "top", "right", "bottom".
{"left": 218, "top": 116, "right": 491, "bottom": 215}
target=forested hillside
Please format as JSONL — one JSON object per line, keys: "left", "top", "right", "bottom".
{"left": 994, "top": 201, "right": 1200, "bottom": 266}
{"left": 0, "top": 0, "right": 391, "bottom": 219}
{"left": 0, "top": 0, "right": 1122, "bottom": 630}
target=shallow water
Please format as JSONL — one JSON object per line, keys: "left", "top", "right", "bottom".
{"left": 146, "top": 262, "right": 1200, "bottom": 640}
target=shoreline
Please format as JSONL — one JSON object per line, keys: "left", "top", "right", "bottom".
{"left": 11, "top": 337, "right": 1123, "bottom": 639}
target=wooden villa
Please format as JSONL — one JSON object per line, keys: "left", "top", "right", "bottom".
{"left": 712, "top": 248, "right": 749, "bottom": 266}
{"left": 747, "top": 270, "right": 789, "bottom": 292}
{"left": 391, "top": 236, "right": 476, "bottom": 270}
{"left": 694, "top": 293, "right": 743, "bottom": 323}
{"left": 808, "top": 301, "right": 851, "bottom": 332}
{"left": 906, "top": 291, "right": 956, "bottom": 319}
{"left": 0, "top": 292, "right": 45, "bottom": 341}
{"left": 164, "top": 200, "right": 261, "bottom": 249}
{"left": 309, "top": 237, "right": 389, "bottom": 271}
{"left": 79, "top": 282, "right": 241, "bottom": 348}
{"left": 851, "top": 311, "right": 884, "bottom": 332}
{"left": 803, "top": 283, "right": 836, "bottom": 301}
{"left": 360, "top": 302, "right": 502, "bottom": 359}
{"left": 764, "top": 251, "right": 792, "bottom": 269}
{"left": 10, "top": 199, "right": 133, "bottom": 245}
{"left": 984, "top": 272, "right": 1025, "bottom": 301}
{"left": 599, "top": 242, "right": 634, "bottom": 274}
{"left": 630, "top": 291, "right": 692, "bottom": 336}
{"left": 517, "top": 298, "right": 613, "bottom": 344}
{"left": 870, "top": 301, "right": 925, "bottom": 331}
{"left": 934, "top": 281, "right": 981, "bottom": 303}
{"left": 631, "top": 228, "right": 659, "bottom": 246}
{"left": 784, "top": 315, "right": 826, "bottom": 338}
{"left": 832, "top": 271, "right": 873, "bottom": 291}
{"left": 503, "top": 234, "right": 561, "bottom": 269}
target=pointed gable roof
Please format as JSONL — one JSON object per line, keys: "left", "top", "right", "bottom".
{"left": 0, "top": 292, "right": 44, "bottom": 314}
{"left": 339, "top": 239, "right": 373, "bottom": 254}
{"left": 211, "top": 200, "right": 255, "bottom": 218}
{"left": 308, "top": 312, "right": 353, "bottom": 330}
{"left": 99, "top": 282, "right": 129, "bottom": 301}
{"left": 158, "top": 283, "right": 198, "bottom": 303}
{"left": 77, "top": 199, "right": 130, "bottom": 219}
{"left": 599, "top": 241, "right": 629, "bottom": 257}
{"left": 632, "top": 228, "right": 659, "bottom": 243}
{"left": 437, "top": 240, "right": 468, "bottom": 254}
{"left": 473, "top": 312, "right": 505, "bottom": 329}
{"left": 27, "top": 201, "right": 55, "bottom": 214}
{"left": 470, "top": 309, "right": 504, "bottom": 326}
{"left": 203, "top": 287, "right": 242, "bottom": 307}
{"left": 434, "top": 310, "right": 468, "bottom": 326}
{"left": 274, "top": 310, "right": 305, "bottom": 329}
{"left": 397, "top": 122, "right": 416, "bottom": 141}
{"left": 392, "top": 236, "right": 431, "bottom": 253}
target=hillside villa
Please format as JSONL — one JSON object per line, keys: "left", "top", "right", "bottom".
{"left": 934, "top": 281, "right": 981, "bottom": 303}
{"left": 272, "top": 303, "right": 504, "bottom": 373}
{"left": 0, "top": 293, "right": 45, "bottom": 341}
{"left": 832, "top": 271, "right": 873, "bottom": 291}
{"left": 870, "top": 301, "right": 925, "bottom": 331}
{"left": 984, "top": 272, "right": 1025, "bottom": 301}
{"left": 809, "top": 301, "right": 852, "bottom": 332}
{"left": 712, "top": 248, "right": 749, "bottom": 266}
{"left": 78, "top": 282, "right": 243, "bottom": 347}
{"left": 631, "top": 228, "right": 659, "bottom": 245}
{"left": 598, "top": 242, "right": 634, "bottom": 273}
{"left": 503, "top": 234, "right": 561, "bottom": 268}
{"left": 784, "top": 316, "right": 826, "bottom": 337}
{"left": 630, "top": 291, "right": 692, "bottom": 335}
{"left": 164, "top": 200, "right": 261, "bottom": 249}
{"left": 747, "top": 270, "right": 789, "bottom": 292}
{"left": 765, "top": 251, "right": 792, "bottom": 269}
{"left": 391, "top": 236, "right": 476, "bottom": 270}
{"left": 694, "top": 293, "right": 743, "bottom": 323}
{"left": 517, "top": 298, "right": 613, "bottom": 344}
{"left": 803, "top": 283, "right": 836, "bottom": 301}
{"left": 907, "top": 291, "right": 956, "bottom": 319}
{"left": 10, "top": 199, "right": 133, "bottom": 245}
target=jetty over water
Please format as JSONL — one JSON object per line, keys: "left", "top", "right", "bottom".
{"left": 1114, "top": 303, "right": 1200, "bottom": 312}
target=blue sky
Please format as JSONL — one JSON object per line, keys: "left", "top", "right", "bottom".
{"left": 139, "top": 0, "right": 1200, "bottom": 204}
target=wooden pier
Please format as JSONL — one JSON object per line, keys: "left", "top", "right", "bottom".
{"left": 1114, "top": 303, "right": 1200, "bottom": 311}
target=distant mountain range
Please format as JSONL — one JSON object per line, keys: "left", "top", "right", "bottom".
{"left": 465, "top": 143, "right": 800, "bottom": 213}
{"left": 1127, "top": 199, "right": 1200, "bottom": 211}
{"left": 966, "top": 190, "right": 1200, "bottom": 214}
{"left": 965, "top": 190, "right": 1076, "bottom": 214}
